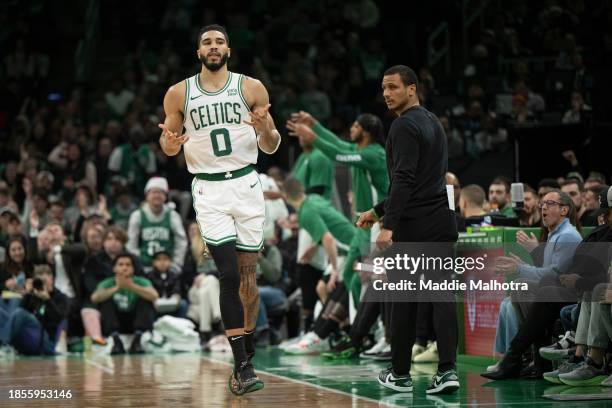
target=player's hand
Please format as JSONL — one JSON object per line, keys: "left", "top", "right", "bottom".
{"left": 244, "top": 103, "right": 273, "bottom": 135}
{"left": 290, "top": 111, "right": 316, "bottom": 128}
{"left": 285, "top": 120, "right": 316, "bottom": 143}
{"left": 159, "top": 124, "right": 189, "bottom": 149}
{"left": 516, "top": 230, "right": 538, "bottom": 252}
{"left": 356, "top": 209, "right": 378, "bottom": 229}
{"left": 299, "top": 245, "right": 318, "bottom": 264}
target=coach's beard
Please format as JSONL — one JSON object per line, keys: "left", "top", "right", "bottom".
{"left": 200, "top": 53, "right": 228, "bottom": 72}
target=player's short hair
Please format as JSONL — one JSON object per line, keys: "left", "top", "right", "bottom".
{"left": 356, "top": 113, "right": 384, "bottom": 144}
{"left": 197, "top": 24, "right": 229, "bottom": 47}
{"left": 283, "top": 178, "right": 304, "bottom": 201}
{"left": 383, "top": 65, "right": 418, "bottom": 88}
{"left": 460, "top": 184, "right": 486, "bottom": 207}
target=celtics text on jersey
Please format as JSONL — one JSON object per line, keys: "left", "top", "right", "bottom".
{"left": 182, "top": 72, "right": 257, "bottom": 174}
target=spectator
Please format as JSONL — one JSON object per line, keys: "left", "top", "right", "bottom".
{"left": 0, "top": 237, "right": 35, "bottom": 313}
{"left": 463, "top": 101, "right": 484, "bottom": 157}
{"left": 562, "top": 91, "right": 592, "bottom": 124}
{"left": 31, "top": 220, "right": 89, "bottom": 351}
{"left": 95, "top": 137, "right": 114, "bottom": 195}
{"left": 91, "top": 253, "right": 158, "bottom": 355}
{"left": 300, "top": 75, "right": 331, "bottom": 124}
{"left": 488, "top": 177, "right": 516, "bottom": 217}
{"left": 255, "top": 238, "right": 288, "bottom": 346}
{"left": 439, "top": 116, "right": 464, "bottom": 159}
{"left": 561, "top": 179, "right": 596, "bottom": 226}
{"left": 146, "top": 250, "right": 187, "bottom": 318}
{"left": 518, "top": 184, "right": 541, "bottom": 227}
{"left": 0, "top": 185, "right": 18, "bottom": 216}
{"left": 48, "top": 142, "right": 97, "bottom": 194}
{"left": 1, "top": 210, "right": 23, "bottom": 250}
{"left": 184, "top": 223, "right": 221, "bottom": 345}
{"left": 109, "top": 186, "right": 137, "bottom": 231}
{"left": 48, "top": 196, "right": 70, "bottom": 236}
{"left": 537, "top": 178, "right": 561, "bottom": 199}
{"left": 475, "top": 112, "right": 508, "bottom": 153}
{"left": 105, "top": 79, "right": 135, "bottom": 119}
{"left": 22, "top": 188, "right": 49, "bottom": 234}
{"left": 0, "top": 265, "right": 69, "bottom": 355}
{"left": 127, "top": 177, "right": 187, "bottom": 271}
{"left": 584, "top": 185, "right": 606, "bottom": 211}
{"left": 107, "top": 124, "right": 157, "bottom": 196}
{"left": 514, "top": 80, "right": 546, "bottom": 113}
{"left": 81, "top": 226, "right": 131, "bottom": 346}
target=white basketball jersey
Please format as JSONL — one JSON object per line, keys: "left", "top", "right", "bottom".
{"left": 182, "top": 72, "right": 257, "bottom": 174}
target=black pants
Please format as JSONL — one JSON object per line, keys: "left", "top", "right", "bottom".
{"left": 349, "top": 285, "right": 382, "bottom": 345}
{"left": 100, "top": 298, "right": 154, "bottom": 336}
{"left": 297, "top": 264, "right": 323, "bottom": 312}
{"left": 509, "top": 283, "right": 577, "bottom": 357}
{"left": 389, "top": 208, "right": 458, "bottom": 374}
{"left": 67, "top": 298, "right": 84, "bottom": 337}
{"left": 416, "top": 302, "right": 436, "bottom": 346}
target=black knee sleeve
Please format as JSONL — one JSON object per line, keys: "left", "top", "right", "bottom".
{"left": 208, "top": 241, "right": 243, "bottom": 330}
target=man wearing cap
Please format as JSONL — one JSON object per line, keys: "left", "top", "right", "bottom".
{"left": 127, "top": 177, "right": 187, "bottom": 272}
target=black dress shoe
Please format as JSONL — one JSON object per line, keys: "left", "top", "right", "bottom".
{"left": 481, "top": 351, "right": 522, "bottom": 380}
{"left": 111, "top": 335, "right": 126, "bottom": 355}
{"left": 129, "top": 334, "right": 144, "bottom": 354}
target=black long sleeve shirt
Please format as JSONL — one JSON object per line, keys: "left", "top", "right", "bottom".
{"left": 21, "top": 289, "right": 70, "bottom": 339}
{"left": 374, "top": 105, "right": 449, "bottom": 231}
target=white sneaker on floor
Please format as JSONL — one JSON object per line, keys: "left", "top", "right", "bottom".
{"left": 360, "top": 337, "right": 388, "bottom": 359}
{"left": 486, "top": 361, "right": 501, "bottom": 373}
{"left": 412, "top": 343, "right": 427, "bottom": 361}
{"left": 278, "top": 333, "right": 304, "bottom": 351}
{"left": 414, "top": 341, "right": 439, "bottom": 363}
{"left": 284, "top": 332, "right": 329, "bottom": 355}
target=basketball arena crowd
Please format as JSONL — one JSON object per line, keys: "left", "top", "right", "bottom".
{"left": 1, "top": 0, "right": 612, "bottom": 390}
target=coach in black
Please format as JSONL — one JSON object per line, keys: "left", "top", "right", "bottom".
{"left": 357, "top": 65, "right": 459, "bottom": 395}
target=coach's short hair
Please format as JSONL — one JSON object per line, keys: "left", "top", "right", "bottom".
{"left": 383, "top": 65, "right": 418, "bottom": 88}
{"left": 197, "top": 24, "right": 229, "bottom": 47}
{"left": 460, "top": 184, "right": 486, "bottom": 207}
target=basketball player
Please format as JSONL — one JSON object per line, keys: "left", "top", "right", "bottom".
{"left": 158, "top": 24, "right": 281, "bottom": 395}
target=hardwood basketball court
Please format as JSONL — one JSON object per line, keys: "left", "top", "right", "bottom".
{"left": 2, "top": 349, "right": 612, "bottom": 407}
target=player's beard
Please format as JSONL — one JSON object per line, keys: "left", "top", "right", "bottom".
{"left": 352, "top": 130, "right": 363, "bottom": 144}
{"left": 200, "top": 52, "right": 229, "bottom": 72}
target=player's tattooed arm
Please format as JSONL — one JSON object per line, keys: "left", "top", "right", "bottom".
{"left": 242, "top": 76, "right": 281, "bottom": 154}
{"left": 159, "top": 82, "right": 188, "bottom": 156}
